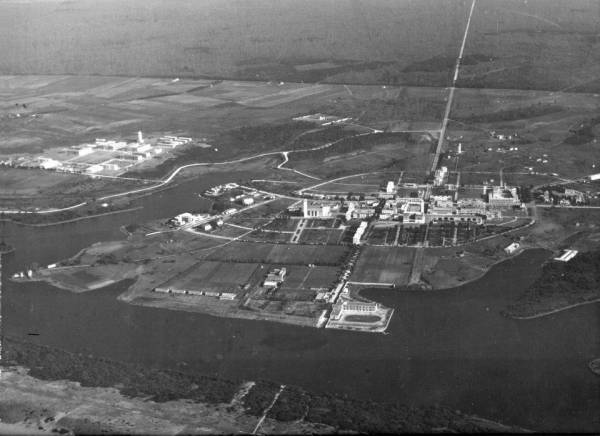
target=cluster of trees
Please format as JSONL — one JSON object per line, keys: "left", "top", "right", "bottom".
{"left": 241, "top": 383, "right": 511, "bottom": 433}
{"left": 506, "top": 250, "right": 600, "bottom": 317}
{"left": 564, "top": 116, "right": 600, "bottom": 145}
{"left": 1, "top": 336, "right": 239, "bottom": 405}
{"left": 3, "top": 336, "right": 517, "bottom": 433}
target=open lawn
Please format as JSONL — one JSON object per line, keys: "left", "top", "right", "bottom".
{"left": 0, "top": 0, "right": 470, "bottom": 86}
{"left": 207, "top": 242, "right": 349, "bottom": 266}
{"left": 449, "top": 87, "right": 600, "bottom": 181}
{"left": 351, "top": 246, "right": 414, "bottom": 285}
{"left": 163, "top": 261, "right": 260, "bottom": 293}
{"left": 459, "top": 0, "right": 600, "bottom": 92}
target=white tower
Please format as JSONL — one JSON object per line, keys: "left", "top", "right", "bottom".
{"left": 137, "top": 130, "right": 144, "bottom": 144}
{"left": 457, "top": 143, "right": 462, "bottom": 154}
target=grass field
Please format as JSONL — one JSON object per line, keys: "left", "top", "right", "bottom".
{"left": 351, "top": 246, "right": 414, "bottom": 285}
{"left": 163, "top": 261, "right": 259, "bottom": 293}
{"left": 459, "top": 0, "right": 600, "bottom": 92}
{"left": 207, "top": 242, "right": 349, "bottom": 266}
{"left": 277, "top": 265, "right": 339, "bottom": 291}
{"left": 0, "top": 0, "right": 470, "bottom": 86}
{"left": 448, "top": 87, "right": 600, "bottom": 181}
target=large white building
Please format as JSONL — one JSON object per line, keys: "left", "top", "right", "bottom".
{"left": 303, "top": 199, "right": 333, "bottom": 218}
{"left": 489, "top": 186, "right": 520, "bottom": 208}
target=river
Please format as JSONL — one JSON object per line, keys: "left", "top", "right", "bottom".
{"left": 2, "top": 173, "right": 599, "bottom": 433}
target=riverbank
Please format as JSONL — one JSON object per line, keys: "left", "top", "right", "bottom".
{"left": 0, "top": 337, "right": 527, "bottom": 434}
{"left": 505, "top": 249, "right": 600, "bottom": 319}
{"left": 509, "top": 298, "right": 600, "bottom": 320}
{"left": 125, "top": 292, "right": 321, "bottom": 329}
{"left": 3, "top": 206, "right": 144, "bottom": 228}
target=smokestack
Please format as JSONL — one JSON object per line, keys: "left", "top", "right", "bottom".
{"left": 138, "top": 130, "right": 143, "bottom": 144}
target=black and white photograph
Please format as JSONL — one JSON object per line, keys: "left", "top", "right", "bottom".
{"left": 0, "top": 0, "right": 599, "bottom": 434}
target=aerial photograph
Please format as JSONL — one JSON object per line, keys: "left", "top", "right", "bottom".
{"left": 1, "top": 0, "right": 599, "bottom": 434}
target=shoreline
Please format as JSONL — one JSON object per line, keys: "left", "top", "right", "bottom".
{"left": 508, "top": 297, "right": 600, "bottom": 320}
{"left": 125, "top": 294, "right": 322, "bottom": 329}
{"left": 355, "top": 247, "right": 551, "bottom": 294}
{"left": 3, "top": 206, "right": 144, "bottom": 227}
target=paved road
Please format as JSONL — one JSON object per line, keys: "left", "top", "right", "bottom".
{"left": 430, "top": 0, "right": 477, "bottom": 174}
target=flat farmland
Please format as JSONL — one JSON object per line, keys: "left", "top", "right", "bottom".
{"left": 291, "top": 141, "right": 433, "bottom": 179}
{"left": 449, "top": 87, "right": 600, "bottom": 180}
{"left": 163, "top": 261, "right": 260, "bottom": 293}
{"left": 207, "top": 242, "right": 349, "bottom": 266}
{"left": 243, "top": 230, "right": 291, "bottom": 244}
{"left": 278, "top": 265, "right": 339, "bottom": 291}
{"left": 0, "top": 168, "right": 85, "bottom": 195}
{"left": 298, "top": 228, "right": 345, "bottom": 245}
{"left": 351, "top": 246, "right": 415, "bottom": 285}
{"left": 0, "top": 167, "right": 146, "bottom": 209}
{"left": 1, "top": 0, "right": 470, "bottom": 86}
{"left": 459, "top": 0, "right": 600, "bottom": 92}
{"left": 1, "top": 73, "right": 453, "bottom": 188}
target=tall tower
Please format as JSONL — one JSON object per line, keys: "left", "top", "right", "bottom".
{"left": 137, "top": 130, "right": 144, "bottom": 144}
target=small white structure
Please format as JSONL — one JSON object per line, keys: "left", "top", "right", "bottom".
{"left": 242, "top": 197, "right": 255, "bottom": 206}
{"left": 86, "top": 164, "right": 103, "bottom": 174}
{"left": 554, "top": 249, "right": 578, "bottom": 262}
{"left": 220, "top": 293, "right": 236, "bottom": 300}
{"left": 138, "top": 130, "right": 144, "bottom": 144}
{"left": 352, "top": 221, "right": 368, "bottom": 245}
{"left": 135, "top": 143, "right": 152, "bottom": 153}
{"left": 504, "top": 242, "right": 520, "bottom": 255}
{"left": 433, "top": 166, "right": 448, "bottom": 187}
{"left": 386, "top": 181, "right": 395, "bottom": 194}
{"left": 39, "top": 158, "right": 62, "bottom": 170}
{"left": 172, "top": 212, "right": 207, "bottom": 226}
{"left": 77, "top": 146, "right": 94, "bottom": 157}
{"left": 589, "top": 173, "right": 600, "bottom": 181}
